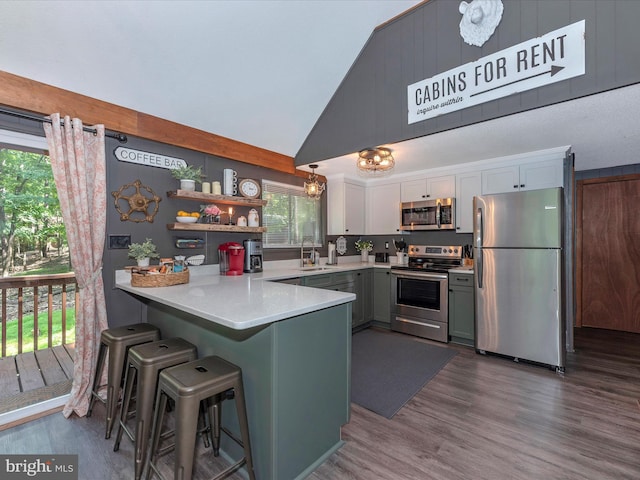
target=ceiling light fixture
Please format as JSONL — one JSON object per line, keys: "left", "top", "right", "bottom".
{"left": 357, "top": 147, "right": 395, "bottom": 176}
{"left": 304, "top": 164, "right": 325, "bottom": 200}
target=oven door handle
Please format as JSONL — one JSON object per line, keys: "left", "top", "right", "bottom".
{"left": 391, "top": 271, "right": 448, "bottom": 281}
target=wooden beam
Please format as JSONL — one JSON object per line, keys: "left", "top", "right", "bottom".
{"left": 0, "top": 70, "right": 298, "bottom": 174}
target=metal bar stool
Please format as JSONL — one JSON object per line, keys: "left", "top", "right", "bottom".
{"left": 87, "top": 323, "right": 160, "bottom": 439}
{"left": 114, "top": 338, "right": 198, "bottom": 480}
{"left": 145, "top": 355, "right": 256, "bottom": 480}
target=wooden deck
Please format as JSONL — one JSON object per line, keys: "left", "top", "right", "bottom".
{"left": 0, "top": 345, "right": 74, "bottom": 414}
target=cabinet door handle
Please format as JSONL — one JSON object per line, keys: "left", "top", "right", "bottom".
{"left": 513, "top": 185, "right": 518, "bottom": 189}
{"left": 520, "top": 184, "right": 525, "bottom": 188}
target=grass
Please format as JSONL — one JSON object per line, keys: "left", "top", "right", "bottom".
{"left": 2, "top": 309, "right": 76, "bottom": 356}
{"left": 17, "top": 263, "right": 73, "bottom": 276}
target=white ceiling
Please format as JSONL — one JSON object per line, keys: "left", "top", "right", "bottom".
{"left": 1, "top": 1, "right": 638, "bottom": 181}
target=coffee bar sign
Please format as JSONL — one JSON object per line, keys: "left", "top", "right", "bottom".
{"left": 408, "top": 20, "right": 585, "bottom": 124}
{"left": 114, "top": 146, "right": 187, "bottom": 170}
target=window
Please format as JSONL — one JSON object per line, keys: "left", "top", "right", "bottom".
{"left": 0, "top": 129, "right": 69, "bottom": 276}
{"left": 262, "top": 180, "right": 322, "bottom": 248}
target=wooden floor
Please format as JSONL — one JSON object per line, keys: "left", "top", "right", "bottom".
{"left": 0, "top": 328, "right": 639, "bottom": 479}
{"left": 0, "top": 345, "right": 74, "bottom": 414}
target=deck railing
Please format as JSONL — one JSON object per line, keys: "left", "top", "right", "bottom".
{"left": 0, "top": 273, "right": 78, "bottom": 358}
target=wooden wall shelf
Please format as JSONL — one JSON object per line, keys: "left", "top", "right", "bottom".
{"left": 167, "top": 223, "right": 267, "bottom": 233}
{"left": 167, "top": 190, "right": 267, "bottom": 207}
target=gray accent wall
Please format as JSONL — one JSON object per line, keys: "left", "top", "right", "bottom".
{"left": 296, "top": 0, "right": 640, "bottom": 165}
{"left": 0, "top": 112, "right": 324, "bottom": 327}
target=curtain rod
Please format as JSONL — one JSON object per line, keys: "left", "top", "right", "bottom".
{"left": 0, "top": 107, "right": 128, "bottom": 143}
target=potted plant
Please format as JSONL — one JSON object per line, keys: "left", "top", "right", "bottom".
{"left": 354, "top": 239, "right": 373, "bottom": 263}
{"left": 170, "top": 164, "right": 203, "bottom": 191}
{"left": 128, "top": 238, "right": 160, "bottom": 267}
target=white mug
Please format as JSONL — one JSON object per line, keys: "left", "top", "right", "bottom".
{"left": 237, "top": 216, "right": 247, "bottom": 227}
{"left": 223, "top": 169, "right": 237, "bottom": 195}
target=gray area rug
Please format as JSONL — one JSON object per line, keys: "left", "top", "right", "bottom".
{"left": 351, "top": 329, "right": 457, "bottom": 419}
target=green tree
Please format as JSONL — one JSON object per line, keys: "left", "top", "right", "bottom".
{"left": 0, "top": 147, "right": 66, "bottom": 276}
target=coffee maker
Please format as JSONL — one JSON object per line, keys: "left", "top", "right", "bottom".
{"left": 218, "top": 242, "right": 245, "bottom": 276}
{"left": 243, "top": 239, "right": 263, "bottom": 273}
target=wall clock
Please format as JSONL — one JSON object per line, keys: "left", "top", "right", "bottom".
{"left": 238, "top": 178, "right": 261, "bottom": 198}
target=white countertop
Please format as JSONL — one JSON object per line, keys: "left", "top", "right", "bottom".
{"left": 115, "top": 258, "right": 473, "bottom": 331}
{"left": 115, "top": 261, "right": 361, "bottom": 331}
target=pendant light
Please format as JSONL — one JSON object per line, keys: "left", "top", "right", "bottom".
{"left": 357, "top": 147, "right": 395, "bottom": 176}
{"left": 304, "top": 164, "right": 325, "bottom": 200}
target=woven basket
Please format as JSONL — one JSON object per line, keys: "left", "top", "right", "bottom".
{"left": 131, "top": 269, "right": 189, "bottom": 288}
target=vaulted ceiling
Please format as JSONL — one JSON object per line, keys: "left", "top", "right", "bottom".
{"left": 0, "top": 0, "right": 419, "bottom": 157}
{"left": 1, "top": 1, "right": 638, "bottom": 180}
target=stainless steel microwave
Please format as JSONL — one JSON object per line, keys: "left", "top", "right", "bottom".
{"left": 400, "top": 198, "right": 456, "bottom": 231}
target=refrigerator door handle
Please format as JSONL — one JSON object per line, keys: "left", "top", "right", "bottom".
{"left": 477, "top": 248, "right": 483, "bottom": 289}
{"left": 475, "top": 207, "right": 483, "bottom": 249}
{"left": 475, "top": 207, "right": 483, "bottom": 288}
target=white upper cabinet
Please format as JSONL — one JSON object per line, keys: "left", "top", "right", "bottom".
{"left": 366, "top": 183, "right": 401, "bottom": 235}
{"left": 400, "top": 175, "right": 455, "bottom": 202}
{"left": 455, "top": 171, "right": 482, "bottom": 234}
{"left": 481, "top": 159, "right": 563, "bottom": 195}
{"left": 327, "top": 179, "right": 365, "bottom": 235}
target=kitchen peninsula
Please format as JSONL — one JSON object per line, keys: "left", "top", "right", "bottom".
{"left": 115, "top": 266, "right": 355, "bottom": 480}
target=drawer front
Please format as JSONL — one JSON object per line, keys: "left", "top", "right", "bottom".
{"left": 304, "top": 273, "right": 334, "bottom": 288}
{"left": 449, "top": 273, "right": 474, "bottom": 287}
{"left": 333, "top": 271, "right": 356, "bottom": 284}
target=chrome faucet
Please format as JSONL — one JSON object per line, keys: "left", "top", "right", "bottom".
{"left": 300, "top": 236, "right": 317, "bottom": 267}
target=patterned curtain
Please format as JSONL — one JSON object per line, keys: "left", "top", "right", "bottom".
{"left": 44, "top": 113, "right": 108, "bottom": 417}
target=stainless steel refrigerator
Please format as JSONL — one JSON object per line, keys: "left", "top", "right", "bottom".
{"left": 473, "top": 187, "right": 565, "bottom": 371}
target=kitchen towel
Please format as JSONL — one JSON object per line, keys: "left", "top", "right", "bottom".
{"left": 351, "top": 329, "right": 456, "bottom": 419}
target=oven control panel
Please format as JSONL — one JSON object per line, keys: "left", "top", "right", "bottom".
{"left": 408, "top": 245, "right": 462, "bottom": 258}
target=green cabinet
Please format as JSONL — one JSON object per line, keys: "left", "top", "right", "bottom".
{"left": 303, "top": 269, "right": 371, "bottom": 330}
{"left": 448, "top": 272, "right": 475, "bottom": 346}
{"left": 372, "top": 269, "right": 392, "bottom": 327}
{"left": 274, "top": 277, "right": 301, "bottom": 285}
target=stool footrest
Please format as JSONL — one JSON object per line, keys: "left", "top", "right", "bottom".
{"left": 212, "top": 458, "right": 246, "bottom": 480}
{"left": 220, "top": 426, "right": 244, "bottom": 449}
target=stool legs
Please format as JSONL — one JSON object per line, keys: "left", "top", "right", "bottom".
{"left": 210, "top": 396, "right": 221, "bottom": 455}
{"left": 104, "top": 339, "right": 129, "bottom": 439}
{"left": 174, "top": 396, "right": 201, "bottom": 480}
{"left": 87, "top": 342, "right": 107, "bottom": 418}
{"left": 232, "top": 376, "right": 255, "bottom": 480}
{"left": 146, "top": 390, "right": 169, "bottom": 480}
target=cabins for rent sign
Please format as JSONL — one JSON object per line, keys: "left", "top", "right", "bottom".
{"left": 408, "top": 20, "right": 585, "bottom": 124}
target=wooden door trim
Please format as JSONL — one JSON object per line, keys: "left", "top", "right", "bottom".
{"left": 575, "top": 173, "right": 640, "bottom": 328}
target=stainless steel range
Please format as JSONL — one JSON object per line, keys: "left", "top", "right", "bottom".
{"left": 390, "top": 245, "right": 463, "bottom": 342}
